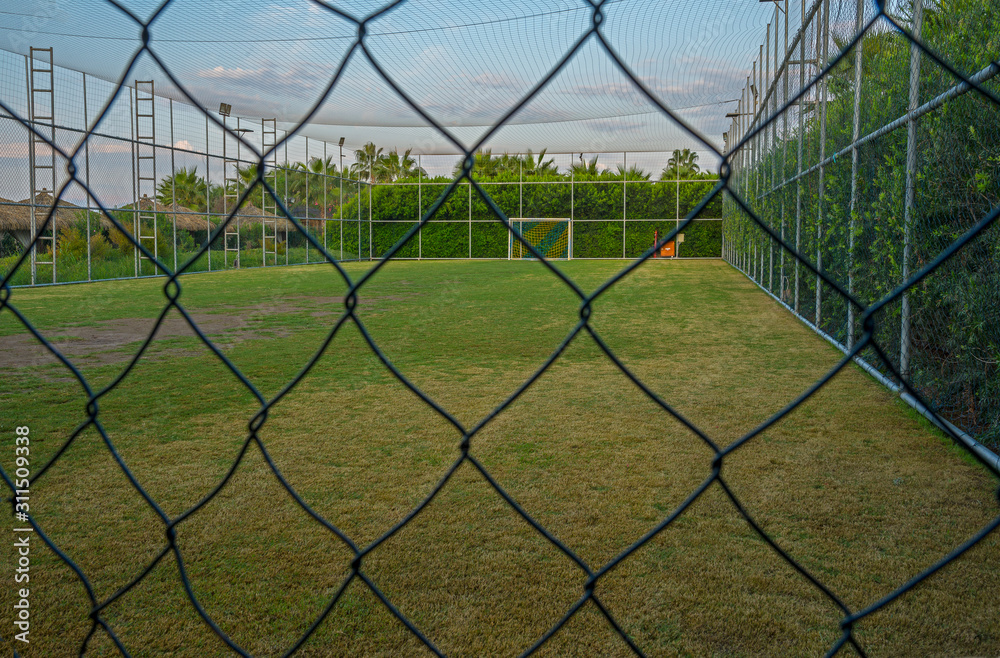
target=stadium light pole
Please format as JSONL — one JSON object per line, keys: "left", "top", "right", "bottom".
{"left": 339, "top": 137, "right": 345, "bottom": 260}
{"left": 418, "top": 153, "right": 422, "bottom": 259}
{"left": 219, "top": 103, "right": 230, "bottom": 270}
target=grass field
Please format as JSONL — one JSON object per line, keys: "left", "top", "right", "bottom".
{"left": 1, "top": 259, "right": 998, "bottom": 656}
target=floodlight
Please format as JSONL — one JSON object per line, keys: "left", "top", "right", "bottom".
{"left": 339, "top": 137, "right": 346, "bottom": 146}
{"left": 219, "top": 102, "right": 232, "bottom": 117}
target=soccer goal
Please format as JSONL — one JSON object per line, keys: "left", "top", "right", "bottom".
{"left": 508, "top": 218, "right": 571, "bottom": 260}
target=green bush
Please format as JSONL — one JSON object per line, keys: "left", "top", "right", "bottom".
{"left": 338, "top": 176, "right": 723, "bottom": 259}
{"left": 725, "top": 0, "right": 1000, "bottom": 445}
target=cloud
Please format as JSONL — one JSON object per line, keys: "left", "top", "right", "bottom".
{"left": 90, "top": 143, "right": 131, "bottom": 154}
{"left": 463, "top": 71, "right": 525, "bottom": 92}
{"left": 0, "top": 143, "right": 31, "bottom": 158}
{"left": 582, "top": 118, "right": 649, "bottom": 134}
{"left": 173, "top": 139, "right": 194, "bottom": 150}
{"left": 200, "top": 66, "right": 268, "bottom": 81}
{"left": 0, "top": 142, "right": 64, "bottom": 158}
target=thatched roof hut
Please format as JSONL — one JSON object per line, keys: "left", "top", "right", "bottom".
{"left": 117, "top": 194, "right": 210, "bottom": 232}
{"left": 210, "top": 198, "right": 295, "bottom": 232}
{"left": 0, "top": 190, "right": 85, "bottom": 248}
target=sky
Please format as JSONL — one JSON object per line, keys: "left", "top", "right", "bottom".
{"left": 0, "top": 0, "right": 791, "bottom": 203}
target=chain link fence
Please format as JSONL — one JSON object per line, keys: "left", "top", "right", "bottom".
{"left": 723, "top": 0, "right": 1000, "bottom": 452}
{"left": 1, "top": 0, "right": 999, "bottom": 655}
{"left": 0, "top": 53, "right": 724, "bottom": 282}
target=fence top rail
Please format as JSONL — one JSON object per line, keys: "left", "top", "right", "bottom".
{"left": 364, "top": 217, "right": 725, "bottom": 223}
{"left": 0, "top": 112, "right": 371, "bottom": 186}
{"left": 381, "top": 178, "right": 722, "bottom": 186}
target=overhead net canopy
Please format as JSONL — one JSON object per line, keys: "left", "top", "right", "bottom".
{"left": 0, "top": 0, "right": 776, "bottom": 157}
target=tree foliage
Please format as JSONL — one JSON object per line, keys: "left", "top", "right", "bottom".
{"left": 727, "top": 0, "right": 1000, "bottom": 444}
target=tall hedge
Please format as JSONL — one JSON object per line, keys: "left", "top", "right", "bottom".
{"left": 338, "top": 176, "right": 722, "bottom": 258}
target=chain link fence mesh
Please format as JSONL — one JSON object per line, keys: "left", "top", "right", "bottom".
{"left": 1, "top": 0, "right": 999, "bottom": 655}
{"left": 725, "top": 0, "right": 1000, "bottom": 451}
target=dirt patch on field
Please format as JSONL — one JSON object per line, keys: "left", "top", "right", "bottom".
{"left": 0, "top": 314, "right": 250, "bottom": 369}
{"left": 205, "top": 293, "right": 417, "bottom": 315}
{"left": 0, "top": 291, "right": 420, "bottom": 370}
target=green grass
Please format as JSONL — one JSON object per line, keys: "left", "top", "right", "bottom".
{"left": 0, "top": 260, "right": 998, "bottom": 657}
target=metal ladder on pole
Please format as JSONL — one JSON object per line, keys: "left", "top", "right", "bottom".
{"left": 222, "top": 117, "right": 240, "bottom": 268}
{"left": 28, "top": 47, "right": 56, "bottom": 284}
{"left": 261, "top": 118, "right": 278, "bottom": 266}
{"left": 134, "top": 80, "right": 157, "bottom": 271}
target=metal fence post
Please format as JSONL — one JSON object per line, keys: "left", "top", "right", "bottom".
{"left": 780, "top": 0, "right": 789, "bottom": 301}
{"left": 847, "top": 0, "right": 864, "bottom": 348}
{"left": 357, "top": 177, "right": 361, "bottom": 261}
{"left": 324, "top": 141, "right": 328, "bottom": 258}
{"left": 129, "top": 85, "right": 138, "bottom": 278}
{"left": 25, "top": 55, "right": 35, "bottom": 286}
{"left": 767, "top": 20, "right": 774, "bottom": 292}
{"left": 815, "top": 0, "right": 829, "bottom": 327}
{"left": 751, "top": 56, "right": 756, "bottom": 282}
{"left": 83, "top": 71, "right": 92, "bottom": 282}
{"left": 794, "top": 0, "right": 805, "bottom": 313}
{"left": 758, "top": 46, "right": 765, "bottom": 284}
{"left": 285, "top": 131, "right": 290, "bottom": 265}
{"left": 622, "top": 150, "right": 627, "bottom": 258}
{"left": 746, "top": 100, "right": 751, "bottom": 278}
{"left": 418, "top": 154, "right": 422, "bottom": 260}
{"left": 205, "top": 113, "right": 211, "bottom": 271}
{"left": 305, "top": 136, "right": 309, "bottom": 264}
{"left": 170, "top": 98, "right": 177, "bottom": 273}
{"left": 339, "top": 140, "right": 344, "bottom": 261}
{"left": 901, "top": 0, "right": 923, "bottom": 379}
{"left": 675, "top": 168, "right": 681, "bottom": 258}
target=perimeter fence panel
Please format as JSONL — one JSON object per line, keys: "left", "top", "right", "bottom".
{"left": 0, "top": 0, "right": 999, "bottom": 655}
{"left": 725, "top": 0, "right": 1000, "bottom": 451}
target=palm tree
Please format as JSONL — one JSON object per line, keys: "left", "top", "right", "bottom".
{"left": 520, "top": 149, "right": 558, "bottom": 177}
{"left": 661, "top": 149, "right": 700, "bottom": 180}
{"left": 313, "top": 155, "right": 338, "bottom": 177}
{"left": 571, "top": 154, "right": 603, "bottom": 179}
{"left": 235, "top": 163, "right": 259, "bottom": 193}
{"left": 615, "top": 164, "right": 651, "bottom": 181}
{"left": 156, "top": 166, "right": 208, "bottom": 211}
{"left": 398, "top": 148, "right": 425, "bottom": 179}
{"left": 496, "top": 152, "right": 523, "bottom": 176}
{"left": 283, "top": 157, "right": 334, "bottom": 215}
{"left": 453, "top": 149, "right": 503, "bottom": 179}
{"left": 381, "top": 148, "right": 419, "bottom": 182}
{"left": 352, "top": 142, "right": 384, "bottom": 184}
